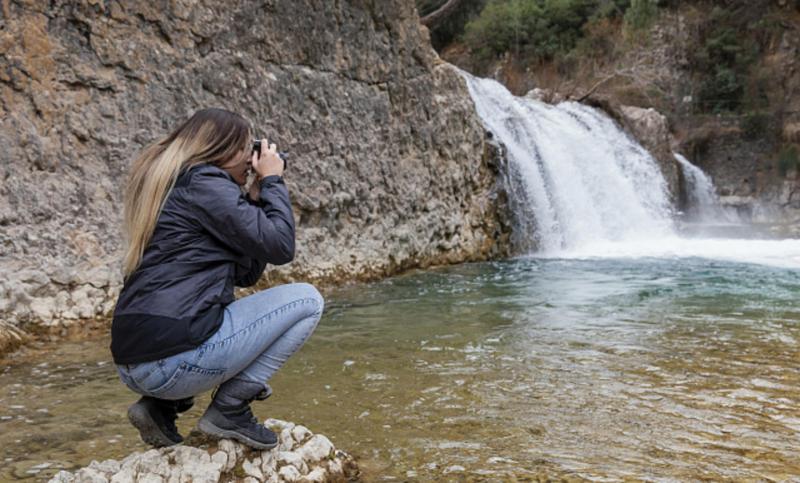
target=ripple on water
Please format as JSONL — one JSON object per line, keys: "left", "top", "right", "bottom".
{"left": 2, "top": 257, "right": 800, "bottom": 480}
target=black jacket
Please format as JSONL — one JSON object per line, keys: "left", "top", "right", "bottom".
{"left": 110, "top": 164, "right": 295, "bottom": 364}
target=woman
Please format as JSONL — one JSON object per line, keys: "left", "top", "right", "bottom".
{"left": 111, "top": 108, "right": 323, "bottom": 450}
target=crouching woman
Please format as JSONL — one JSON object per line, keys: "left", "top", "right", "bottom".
{"left": 110, "top": 108, "right": 323, "bottom": 450}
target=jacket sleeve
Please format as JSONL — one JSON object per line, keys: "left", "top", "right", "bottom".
{"left": 190, "top": 171, "right": 295, "bottom": 265}
{"left": 234, "top": 257, "right": 269, "bottom": 287}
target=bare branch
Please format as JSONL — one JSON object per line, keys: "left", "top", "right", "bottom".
{"left": 420, "top": 0, "right": 463, "bottom": 28}
{"left": 575, "top": 66, "right": 667, "bottom": 106}
{"left": 576, "top": 73, "right": 618, "bottom": 103}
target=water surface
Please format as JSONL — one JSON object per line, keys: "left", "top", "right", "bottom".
{"left": 2, "top": 255, "right": 799, "bottom": 481}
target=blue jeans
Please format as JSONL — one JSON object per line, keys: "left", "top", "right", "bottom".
{"left": 116, "top": 283, "right": 324, "bottom": 400}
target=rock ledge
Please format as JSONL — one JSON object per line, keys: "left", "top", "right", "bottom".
{"left": 48, "top": 419, "right": 358, "bottom": 483}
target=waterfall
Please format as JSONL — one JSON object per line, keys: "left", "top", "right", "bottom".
{"left": 674, "top": 153, "right": 739, "bottom": 224}
{"left": 460, "top": 71, "right": 674, "bottom": 254}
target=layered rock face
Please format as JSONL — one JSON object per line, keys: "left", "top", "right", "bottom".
{"left": 677, "top": 116, "right": 799, "bottom": 222}
{"left": 0, "top": 0, "right": 511, "bottom": 344}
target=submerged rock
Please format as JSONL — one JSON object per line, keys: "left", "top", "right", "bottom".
{"left": 47, "top": 419, "right": 357, "bottom": 483}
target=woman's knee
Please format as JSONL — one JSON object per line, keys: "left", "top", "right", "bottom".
{"left": 290, "top": 282, "right": 324, "bottom": 315}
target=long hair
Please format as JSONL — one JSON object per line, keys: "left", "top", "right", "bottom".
{"left": 122, "top": 108, "right": 251, "bottom": 278}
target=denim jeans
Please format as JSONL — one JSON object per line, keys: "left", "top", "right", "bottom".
{"left": 116, "top": 283, "right": 324, "bottom": 400}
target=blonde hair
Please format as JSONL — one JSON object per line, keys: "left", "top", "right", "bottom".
{"left": 122, "top": 108, "right": 251, "bottom": 278}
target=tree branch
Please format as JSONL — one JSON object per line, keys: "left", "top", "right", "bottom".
{"left": 420, "top": 0, "right": 463, "bottom": 28}
{"left": 576, "top": 73, "right": 618, "bottom": 103}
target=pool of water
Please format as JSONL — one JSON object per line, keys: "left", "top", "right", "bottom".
{"left": 2, "top": 255, "right": 799, "bottom": 481}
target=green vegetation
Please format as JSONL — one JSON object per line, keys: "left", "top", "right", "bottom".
{"left": 447, "top": 0, "right": 788, "bottom": 120}
{"left": 778, "top": 144, "right": 799, "bottom": 177}
{"left": 690, "top": 7, "right": 762, "bottom": 113}
{"left": 463, "top": 0, "right": 614, "bottom": 61}
{"left": 623, "top": 0, "right": 657, "bottom": 31}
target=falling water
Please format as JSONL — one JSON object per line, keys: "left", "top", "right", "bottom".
{"left": 460, "top": 70, "right": 800, "bottom": 267}
{"left": 460, "top": 71, "right": 674, "bottom": 254}
{"left": 674, "top": 153, "right": 739, "bottom": 223}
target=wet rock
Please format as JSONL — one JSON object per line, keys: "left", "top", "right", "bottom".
{"left": 300, "top": 467, "right": 327, "bottom": 483}
{"left": 48, "top": 419, "right": 357, "bottom": 483}
{"left": 277, "top": 465, "right": 302, "bottom": 482}
{"left": 617, "top": 105, "right": 679, "bottom": 200}
{"left": 242, "top": 458, "right": 263, "bottom": 480}
{"left": 295, "top": 435, "right": 334, "bottom": 463}
{"left": 290, "top": 425, "right": 312, "bottom": 444}
{"left": 276, "top": 451, "right": 308, "bottom": 475}
{"left": 443, "top": 464, "right": 465, "bottom": 474}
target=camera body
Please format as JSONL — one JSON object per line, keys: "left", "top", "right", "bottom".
{"left": 252, "top": 140, "right": 288, "bottom": 170}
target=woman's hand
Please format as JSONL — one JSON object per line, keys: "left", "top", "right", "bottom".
{"left": 251, "top": 138, "right": 284, "bottom": 179}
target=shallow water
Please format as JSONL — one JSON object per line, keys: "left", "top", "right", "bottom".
{"left": 2, "top": 254, "right": 800, "bottom": 481}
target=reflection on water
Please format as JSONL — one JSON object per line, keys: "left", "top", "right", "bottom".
{"left": 2, "top": 257, "right": 799, "bottom": 480}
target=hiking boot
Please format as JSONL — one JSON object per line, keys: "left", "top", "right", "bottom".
{"left": 127, "top": 396, "right": 193, "bottom": 447}
{"left": 197, "top": 400, "right": 278, "bottom": 449}
{"left": 197, "top": 378, "right": 277, "bottom": 450}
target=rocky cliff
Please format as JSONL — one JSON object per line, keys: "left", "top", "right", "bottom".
{"left": 0, "top": 0, "right": 512, "bottom": 350}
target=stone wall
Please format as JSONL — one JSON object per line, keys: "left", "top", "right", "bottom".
{"left": 0, "top": 0, "right": 512, "bottom": 348}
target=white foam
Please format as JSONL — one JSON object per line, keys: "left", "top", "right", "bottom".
{"left": 538, "top": 237, "right": 800, "bottom": 270}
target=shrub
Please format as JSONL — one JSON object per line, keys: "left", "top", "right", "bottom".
{"left": 623, "top": 0, "right": 658, "bottom": 31}
{"left": 691, "top": 7, "right": 763, "bottom": 113}
{"left": 464, "top": 0, "right": 600, "bottom": 61}
{"left": 593, "top": 0, "right": 630, "bottom": 19}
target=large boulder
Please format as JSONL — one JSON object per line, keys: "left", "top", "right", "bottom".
{"left": 578, "top": 97, "right": 680, "bottom": 202}
{"left": 616, "top": 105, "right": 680, "bottom": 201}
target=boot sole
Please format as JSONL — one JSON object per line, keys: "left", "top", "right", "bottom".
{"left": 197, "top": 417, "right": 278, "bottom": 450}
{"left": 127, "top": 403, "right": 181, "bottom": 448}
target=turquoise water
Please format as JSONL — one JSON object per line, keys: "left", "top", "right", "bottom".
{"left": 2, "top": 255, "right": 799, "bottom": 480}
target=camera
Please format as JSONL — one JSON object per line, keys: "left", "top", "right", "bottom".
{"left": 252, "top": 140, "right": 288, "bottom": 170}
